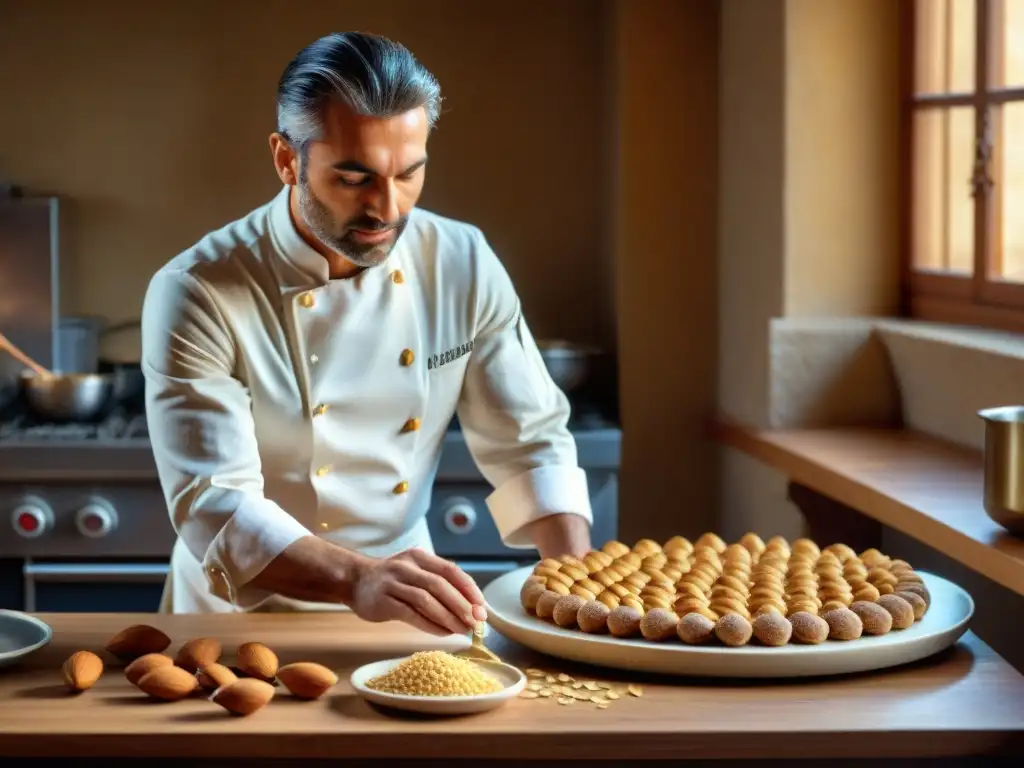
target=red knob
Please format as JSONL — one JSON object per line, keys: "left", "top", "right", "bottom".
{"left": 10, "top": 499, "right": 53, "bottom": 539}
{"left": 17, "top": 512, "right": 39, "bottom": 533}
{"left": 75, "top": 501, "right": 118, "bottom": 538}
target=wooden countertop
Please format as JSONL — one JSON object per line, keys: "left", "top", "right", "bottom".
{"left": 714, "top": 421, "right": 1024, "bottom": 597}
{"left": 1, "top": 613, "right": 1023, "bottom": 760}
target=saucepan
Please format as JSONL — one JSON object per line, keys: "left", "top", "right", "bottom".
{"left": 18, "top": 370, "right": 115, "bottom": 422}
{"left": 0, "top": 330, "right": 114, "bottom": 422}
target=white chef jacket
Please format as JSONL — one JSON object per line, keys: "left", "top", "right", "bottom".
{"left": 141, "top": 184, "right": 592, "bottom": 613}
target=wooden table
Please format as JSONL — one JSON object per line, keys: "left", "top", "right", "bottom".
{"left": 714, "top": 421, "right": 1024, "bottom": 596}
{"left": 0, "top": 613, "right": 1023, "bottom": 761}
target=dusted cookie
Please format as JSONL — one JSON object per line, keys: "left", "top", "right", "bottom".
{"left": 552, "top": 595, "right": 587, "bottom": 628}
{"left": 677, "top": 612, "right": 716, "bottom": 644}
{"left": 714, "top": 613, "right": 753, "bottom": 647}
{"left": 520, "top": 581, "right": 548, "bottom": 613}
{"left": 896, "top": 582, "right": 931, "bottom": 607}
{"left": 896, "top": 590, "right": 928, "bottom": 620}
{"left": 876, "top": 594, "right": 915, "bottom": 629}
{"left": 607, "top": 605, "right": 643, "bottom": 638}
{"left": 789, "top": 611, "right": 830, "bottom": 644}
{"left": 895, "top": 570, "right": 923, "bottom": 584}
{"left": 546, "top": 580, "right": 571, "bottom": 596}
{"left": 752, "top": 611, "right": 792, "bottom": 647}
{"left": 640, "top": 608, "right": 679, "bottom": 641}
{"left": 823, "top": 608, "right": 863, "bottom": 641}
{"left": 849, "top": 600, "right": 893, "bottom": 635}
{"left": 577, "top": 600, "right": 611, "bottom": 633}
{"left": 601, "top": 540, "right": 631, "bottom": 558}
{"left": 535, "top": 590, "right": 561, "bottom": 620}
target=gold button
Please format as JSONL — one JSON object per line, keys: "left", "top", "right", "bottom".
{"left": 393, "top": 481, "right": 409, "bottom": 495}
{"left": 313, "top": 403, "right": 329, "bottom": 417}
{"left": 299, "top": 292, "right": 315, "bottom": 309}
{"left": 402, "top": 417, "right": 421, "bottom": 433}
{"left": 391, "top": 269, "right": 405, "bottom": 284}
{"left": 400, "top": 349, "right": 415, "bottom": 366}
{"left": 315, "top": 465, "right": 332, "bottom": 477}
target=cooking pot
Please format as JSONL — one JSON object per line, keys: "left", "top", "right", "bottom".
{"left": 19, "top": 370, "right": 114, "bottom": 422}
{"left": 537, "top": 340, "right": 601, "bottom": 394}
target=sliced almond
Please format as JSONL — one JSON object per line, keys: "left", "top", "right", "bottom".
{"left": 627, "top": 684, "right": 644, "bottom": 697}
{"left": 591, "top": 696, "right": 608, "bottom": 705}
{"left": 538, "top": 689, "right": 553, "bottom": 698}
{"left": 583, "top": 681, "right": 600, "bottom": 690}
{"left": 597, "top": 702, "right": 610, "bottom": 709}
{"left": 557, "top": 673, "right": 572, "bottom": 682}
{"left": 606, "top": 690, "right": 620, "bottom": 700}
{"left": 519, "top": 690, "right": 540, "bottom": 699}
{"left": 556, "top": 696, "right": 575, "bottom": 705}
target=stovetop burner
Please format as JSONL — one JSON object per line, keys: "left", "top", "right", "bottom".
{"left": 0, "top": 409, "right": 149, "bottom": 443}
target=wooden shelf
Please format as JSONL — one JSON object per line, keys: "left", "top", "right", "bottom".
{"left": 714, "top": 420, "right": 1024, "bottom": 597}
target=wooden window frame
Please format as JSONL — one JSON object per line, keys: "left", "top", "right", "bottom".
{"left": 902, "top": 0, "right": 1024, "bottom": 334}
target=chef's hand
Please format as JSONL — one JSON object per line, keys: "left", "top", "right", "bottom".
{"left": 350, "top": 548, "right": 488, "bottom": 636}
{"left": 521, "top": 512, "right": 592, "bottom": 560}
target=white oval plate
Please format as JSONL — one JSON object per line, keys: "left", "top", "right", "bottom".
{"left": 350, "top": 657, "right": 526, "bottom": 715}
{"left": 483, "top": 567, "right": 974, "bottom": 679}
{"left": 0, "top": 609, "right": 52, "bottom": 669}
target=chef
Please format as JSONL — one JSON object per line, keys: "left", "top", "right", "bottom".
{"left": 141, "top": 31, "right": 593, "bottom": 634}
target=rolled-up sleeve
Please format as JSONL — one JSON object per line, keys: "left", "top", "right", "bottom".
{"left": 141, "top": 269, "right": 310, "bottom": 609}
{"left": 455, "top": 233, "right": 593, "bottom": 548}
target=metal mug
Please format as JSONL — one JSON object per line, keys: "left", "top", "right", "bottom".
{"left": 978, "top": 405, "right": 1024, "bottom": 535}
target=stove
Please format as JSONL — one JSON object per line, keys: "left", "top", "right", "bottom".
{"left": 0, "top": 405, "right": 621, "bottom": 612}
{"left": 0, "top": 410, "right": 149, "bottom": 443}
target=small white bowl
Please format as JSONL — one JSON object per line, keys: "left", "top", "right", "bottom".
{"left": 349, "top": 657, "right": 526, "bottom": 715}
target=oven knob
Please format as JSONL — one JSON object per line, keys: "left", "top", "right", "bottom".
{"left": 75, "top": 500, "right": 118, "bottom": 538}
{"left": 443, "top": 499, "right": 477, "bottom": 535}
{"left": 10, "top": 497, "right": 54, "bottom": 539}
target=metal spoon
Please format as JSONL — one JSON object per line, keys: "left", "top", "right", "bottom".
{"left": 454, "top": 621, "right": 502, "bottom": 663}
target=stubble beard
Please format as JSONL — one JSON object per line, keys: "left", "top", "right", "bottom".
{"left": 296, "top": 177, "right": 406, "bottom": 269}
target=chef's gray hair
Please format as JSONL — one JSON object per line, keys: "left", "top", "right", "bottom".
{"left": 276, "top": 32, "right": 442, "bottom": 153}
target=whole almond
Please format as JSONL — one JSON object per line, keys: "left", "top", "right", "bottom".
{"left": 62, "top": 650, "right": 104, "bottom": 691}
{"left": 175, "top": 637, "right": 222, "bottom": 673}
{"left": 277, "top": 662, "right": 338, "bottom": 699}
{"left": 235, "top": 642, "right": 278, "bottom": 681}
{"left": 137, "top": 664, "right": 200, "bottom": 701}
{"left": 211, "top": 678, "right": 275, "bottom": 716}
{"left": 196, "top": 662, "right": 238, "bottom": 691}
{"left": 105, "top": 624, "right": 171, "bottom": 661}
{"left": 124, "top": 653, "right": 174, "bottom": 686}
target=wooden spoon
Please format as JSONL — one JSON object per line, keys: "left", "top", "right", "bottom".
{"left": 0, "top": 331, "right": 52, "bottom": 378}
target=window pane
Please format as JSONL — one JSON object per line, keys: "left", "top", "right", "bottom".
{"left": 998, "top": 0, "right": 1024, "bottom": 86}
{"left": 911, "top": 107, "right": 976, "bottom": 274}
{"left": 915, "top": 0, "right": 976, "bottom": 94}
{"left": 995, "top": 102, "right": 1024, "bottom": 280}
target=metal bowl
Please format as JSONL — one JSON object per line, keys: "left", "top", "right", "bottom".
{"left": 19, "top": 370, "right": 114, "bottom": 422}
{"left": 536, "top": 340, "right": 601, "bottom": 394}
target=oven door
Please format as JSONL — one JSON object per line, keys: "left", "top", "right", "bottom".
{"left": 20, "top": 559, "right": 169, "bottom": 613}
